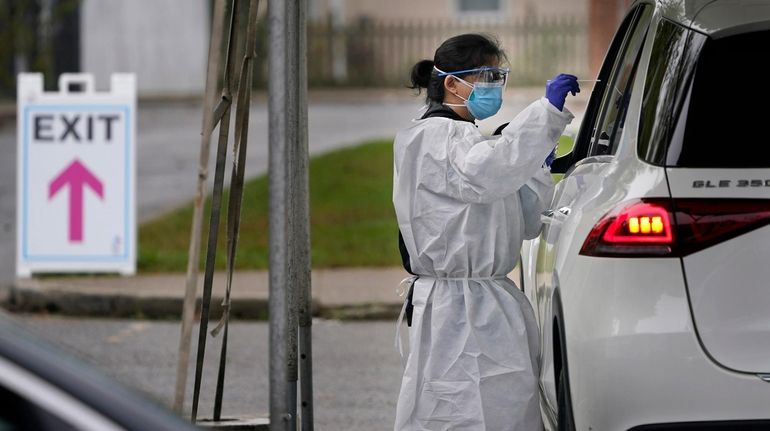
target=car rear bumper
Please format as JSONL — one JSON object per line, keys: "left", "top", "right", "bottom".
{"left": 559, "top": 256, "right": 770, "bottom": 430}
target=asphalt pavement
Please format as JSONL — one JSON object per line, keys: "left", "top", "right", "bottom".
{"left": 14, "top": 315, "right": 403, "bottom": 431}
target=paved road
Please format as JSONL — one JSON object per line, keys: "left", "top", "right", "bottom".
{"left": 133, "top": 96, "right": 427, "bottom": 221}
{"left": 13, "top": 315, "right": 403, "bottom": 431}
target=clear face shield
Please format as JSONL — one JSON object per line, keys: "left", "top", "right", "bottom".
{"left": 433, "top": 66, "right": 510, "bottom": 120}
{"left": 473, "top": 66, "right": 509, "bottom": 87}
{"left": 434, "top": 66, "right": 510, "bottom": 88}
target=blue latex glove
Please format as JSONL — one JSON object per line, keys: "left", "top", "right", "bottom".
{"left": 545, "top": 73, "right": 580, "bottom": 111}
{"left": 544, "top": 147, "right": 557, "bottom": 168}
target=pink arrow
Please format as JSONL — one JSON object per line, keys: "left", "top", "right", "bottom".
{"left": 49, "top": 159, "right": 104, "bottom": 243}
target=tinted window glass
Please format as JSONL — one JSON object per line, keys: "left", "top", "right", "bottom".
{"left": 675, "top": 31, "right": 770, "bottom": 167}
{"left": 588, "top": 6, "right": 652, "bottom": 157}
{"left": 637, "top": 19, "right": 699, "bottom": 165}
{"left": 564, "top": 5, "right": 642, "bottom": 169}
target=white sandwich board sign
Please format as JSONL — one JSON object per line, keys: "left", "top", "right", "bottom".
{"left": 16, "top": 73, "right": 136, "bottom": 276}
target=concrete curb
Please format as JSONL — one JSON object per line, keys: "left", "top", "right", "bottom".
{"left": 3, "top": 288, "right": 279, "bottom": 320}
{"left": 2, "top": 268, "right": 409, "bottom": 320}
{"left": 198, "top": 417, "right": 270, "bottom": 430}
{"left": 1, "top": 265, "right": 522, "bottom": 320}
{"left": 3, "top": 287, "right": 399, "bottom": 321}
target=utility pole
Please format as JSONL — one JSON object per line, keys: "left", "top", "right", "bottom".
{"left": 268, "top": 0, "right": 313, "bottom": 429}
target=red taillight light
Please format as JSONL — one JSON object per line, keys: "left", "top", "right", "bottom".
{"left": 580, "top": 199, "right": 770, "bottom": 257}
{"left": 580, "top": 200, "right": 675, "bottom": 257}
{"left": 603, "top": 202, "right": 673, "bottom": 243}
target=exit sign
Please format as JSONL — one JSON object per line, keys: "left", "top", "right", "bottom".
{"left": 16, "top": 73, "right": 136, "bottom": 276}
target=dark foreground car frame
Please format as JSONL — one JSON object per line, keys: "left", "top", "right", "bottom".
{"left": 0, "top": 315, "right": 198, "bottom": 430}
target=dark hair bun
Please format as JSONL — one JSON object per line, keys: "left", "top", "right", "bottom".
{"left": 409, "top": 59, "right": 435, "bottom": 90}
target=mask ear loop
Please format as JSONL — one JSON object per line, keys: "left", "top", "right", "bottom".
{"left": 443, "top": 75, "right": 473, "bottom": 108}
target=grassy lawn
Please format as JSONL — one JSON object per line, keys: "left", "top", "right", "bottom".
{"left": 557, "top": 134, "right": 575, "bottom": 156}
{"left": 139, "top": 139, "right": 400, "bottom": 272}
{"left": 552, "top": 134, "right": 575, "bottom": 182}
{"left": 139, "top": 135, "right": 575, "bottom": 272}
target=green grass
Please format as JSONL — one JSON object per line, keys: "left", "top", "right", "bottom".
{"left": 138, "top": 139, "right": 401, "bottom": 272}
{"left": 551, "top": 134, "right": 575, "bottom": 182}
{"left": 139, "top": 135, "right": 574, "bottom": 273}
{"left": 557, "top": 134, "right": 575, "bottom": 156}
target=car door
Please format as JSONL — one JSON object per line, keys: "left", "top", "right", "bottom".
{"left": 530, "top": 3, "right": 654, "bottom": 424}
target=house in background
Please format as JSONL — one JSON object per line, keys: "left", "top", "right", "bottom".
{"left": 308, "top": 0, "right": 588, "bottom": 86}
{"left": 305, "top": 0, "right": 642, "bottom": 85}
{"left": 2, "top": 0, "right": 633, "bottom": 97}
{"left": 304, "top": 0, "right": 593, "bottom": 87}
{"left": 81, "top": 0, "right": 209, "bottom": 97}
{"left": 1, "top": 0, "right": 208, "bottom": 98}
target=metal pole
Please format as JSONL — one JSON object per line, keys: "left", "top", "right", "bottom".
{"left": 212, "top": 0, "right": 261, "bottom": 421}
{"left": 295, "top": 0, "right": 314, "bottom": 428}
{"left": 191, "top": 0, "right": 244, "bottom": 421}
{"left": 269, "top": 0, "right": 308, "bottom": 428}
{"left": 174, "top": 0, "right": 228, "bottom": 414}
{"left": 285, "top": 1, "right": 300, "bottom": 428}
{"left": 268, "top": 0, "right": 290, "bottom": 427}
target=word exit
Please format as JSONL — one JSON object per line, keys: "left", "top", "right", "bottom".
{"left": 33, "top": 114, "right": 122, "bottom": 143}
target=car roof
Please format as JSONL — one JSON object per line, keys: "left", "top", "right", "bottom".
{"left": 655, "top": 0, "right": 770, "bottom": 39}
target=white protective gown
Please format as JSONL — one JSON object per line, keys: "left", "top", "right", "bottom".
{"left": 393, "top": 97, "right": 573, "bottom": 430}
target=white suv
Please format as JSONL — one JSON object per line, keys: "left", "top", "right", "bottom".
{"left": 520, "top": 1, "right": 770, "bottom": 430}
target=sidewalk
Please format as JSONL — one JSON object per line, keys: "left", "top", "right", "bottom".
{"left": 3, "top": 267, "right": 411, "bottom": 320}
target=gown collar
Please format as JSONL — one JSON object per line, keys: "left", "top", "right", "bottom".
{"left": 420, "top": 102, "right": 475, "bottom": 125}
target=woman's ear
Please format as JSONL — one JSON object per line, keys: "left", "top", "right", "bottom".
{"left": 443, "top": 76, "right": 457, "bottom": 96}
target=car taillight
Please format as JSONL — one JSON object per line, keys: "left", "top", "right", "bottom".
{"left": 580, "top": 199, "right": 770, "bottom": 257}
{"left": 580, "top": 200, "right": 675, "bottom": 257}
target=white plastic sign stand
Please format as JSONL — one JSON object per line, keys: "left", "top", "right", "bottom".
{"left": 16, "top": 73, "right": 137, "bottom": 277}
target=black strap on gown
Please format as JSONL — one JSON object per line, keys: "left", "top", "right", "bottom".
{"left": 397, "top": 103, "right": 480, "bottom": 326}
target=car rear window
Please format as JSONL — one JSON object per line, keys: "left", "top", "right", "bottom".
{"left": 674, "top": 31, "right": 770, "bottom": 168}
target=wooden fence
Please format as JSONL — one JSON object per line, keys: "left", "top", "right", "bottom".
{"left": 1, "top": 13, "right": 588, "bottom": 96}
{"left": 254, "top": 15, "right": 587, "bottom": 88}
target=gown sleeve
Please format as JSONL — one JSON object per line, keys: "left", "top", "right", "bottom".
{"left": 445, "top": 98, "right": 571, "bottom": 204}
{"left": 517, "top": 166, "right": 555, "bottom": 239}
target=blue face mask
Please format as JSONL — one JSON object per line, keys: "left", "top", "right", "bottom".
{"left": 447, "top": 76, "right": 504, "bottom": 120}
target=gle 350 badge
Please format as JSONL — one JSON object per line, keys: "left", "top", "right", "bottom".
{"left": 693, "top": 179, "right": 770, "bottom": 188}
